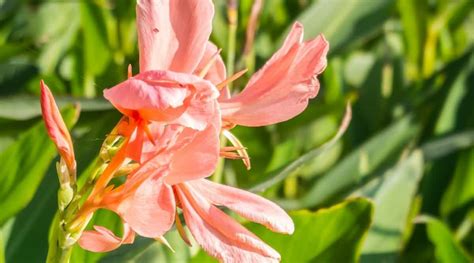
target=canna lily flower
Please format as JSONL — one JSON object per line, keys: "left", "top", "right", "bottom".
{"left": 133, "top": 0, "right": 328, "bottom": 168}
{"left": 40, "top": 80, "right": 76, "bottom": 173}
{"left": 78, "top": 122, "right": 294, "bottom": 262}
{"left": 79, "top": 0, "right": 327, "bottom": 262}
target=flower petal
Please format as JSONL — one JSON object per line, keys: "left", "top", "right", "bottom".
{"left": 220, "top": 22, "right": 329, "bottom": 126}
{"left": 165, "top": 120, "right": 220, "bottom": 185}
{"left": 176, "top": 184, "right": 280, "bottom": 263}
{"left": 40, "top": 80, "right": 76, "bottom": 171}
{"left": 103, "top": 70, "right": 219, "bottom": 131}
{"left": 78, "top": 223, "right": 135, "bottom": 252}
{"left": 190, "top": 179, "right": 294, "bottom": 234}
{"left": 118, "top": 174, "right": 176, "bottom": 238}
{"left": 136, "top": 0, "right": 214, "bottom": 73}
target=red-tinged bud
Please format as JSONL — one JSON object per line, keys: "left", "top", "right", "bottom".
{"left": 40, "top": 80, "right": 76, "bottom": 174}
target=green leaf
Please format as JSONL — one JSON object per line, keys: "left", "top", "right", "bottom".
{"left": 397, "top": 0, "right": 427, "bottom": 79}
{"left": 422, "top": 216, "right": 472, "bottom": 263}
{"left": 421, "top": 130, "right": 474, "bottom": 161}
{"left": 279, "top": 115, "right": 420, "bottom": 210}
{"left": 360, "top": 150, "right": 424, "bottom": 262}
{"left": 193, "top": 198, "right": 374, "bottom": 263}
{"left": 440, "top": 148, "right": 474, "bottom": 217}
{"left": 81, "top": 2, "right": 111, "bottom": 76}
{"left": 0, "top": 96, "right": 113, "bottom": 121}
{"left": 0, "top": 105, "right": 79, "bottom": 226}
{"left": 5, "top": 169, "right": 58, "bottom": 262}
{"left": 249, "top": 104, "right": 351, "bottom": 192}
{"left": 291, "top": 0, "right": 395, "bottom": 54}
{"left": 35, "top": 2, "right": 80, "bottom": 74}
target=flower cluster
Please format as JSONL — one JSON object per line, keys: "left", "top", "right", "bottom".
{"left": 40, "top": 0, "right": 328, "bottom": 262}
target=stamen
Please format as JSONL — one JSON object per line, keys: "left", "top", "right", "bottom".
{"left": 127, "top": 64, "right": 132, "bottom": 79}
{"left": 198, "top": 48, "right": 222, "bottom": 78}
{"left": 222, "top": 130, "right": 251, "bottom": 169}
{"left": 175, "top": 210, "right": 192, "bottom": 246}
{"left": 142, "top": 122, "right": 156, "bottom": 146}
{"left": 216, "top": 68, "right": 248, "bottom": 90}
{"left": 156, "top": 236, "right": 175, "bottom": 252}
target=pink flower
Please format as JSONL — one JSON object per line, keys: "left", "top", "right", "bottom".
{"left": 79, "top": 0, "right": 328, "bottom": 261}
{"left": 79, "top": 123, "right": 294, "bottom": 262}
{"left": 40, "top": 80, "right": 76, "bottom": 173}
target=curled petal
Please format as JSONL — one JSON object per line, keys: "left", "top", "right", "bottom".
{"left": 40, "top": 80, "right": 76, "bottom": 171}
{"left": 78, "top": 223, "right": 135, "bottom": 252}
{"left": 220, "top": 22, "right": 329, "bottom": 127}
{"left": 137, "top": 0, "right": 214, "bottom": 73}
{"left": 190, "top": 179, "right": 294, "bottom": 234}
{"left": 176, "top": 184, "right": 280, "bottom": 263}
{"left": 103, "top": 70, "right": 219, "bottom": 131}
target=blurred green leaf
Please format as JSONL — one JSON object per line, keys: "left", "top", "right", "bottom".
{"left": 422, "top": 216, "right": 472, "bottom": 263}
{"left": 80, "top": 1, "right": 112, "bottom": 97}
{"left": 0, "top": 96, "right": 112, "bottom": 120}
{"left": 252, "top": 198, "right": 372, "bottom": 262}
{"left": 421, "top": 130, "right": 474, "bottom": 161}
{"left": 249, "top": 104, "right": 351, "bottom": 193}
{"left": 32, "top": 2, "right": 81, "bottom": 74}
{"left": 440, "top": 148, "right": 474, "bottom": 218}
{"left": 0, "top": 63, "right": 38, "bottom": 95}
{"left": 5, "top": 168, "right": 58, "bottom": 262}
{"left": 279, "top": 115, "right": 420, "bottom": 210}
{"left": 360, "top": 150, "right": 424, "bottom": 262}
{"left": 398, "top": 0, "right": 427, "bottom": 79}
{"left": 292, "top": 0, "right": 395, "bottom": 54}
{"left": 0, "top": 105, "right": 78, "bottom": 226}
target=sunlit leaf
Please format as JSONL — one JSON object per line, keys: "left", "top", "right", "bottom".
{"left": 359, "top": 151, "right": 424, "bottom": 262}
{"left": 420, "top": 216, "right": 472, "bottom": 263}
{"left": 192, "top": 198, "right": 373, "bottom": 263}
{"left": 278, "top": 115, "right": 420, "bottom": 210}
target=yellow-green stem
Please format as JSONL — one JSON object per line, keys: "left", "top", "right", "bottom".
{"left": 226, "top": 0, "right": 238, "bottom": 89}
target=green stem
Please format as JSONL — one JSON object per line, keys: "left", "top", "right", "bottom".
{"left": 226, "top": 0, "right": 238, "bottom": 89}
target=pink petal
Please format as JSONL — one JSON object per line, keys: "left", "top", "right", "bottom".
{"left": 165, "top": 120, "right": 220, "bottom": 185}
{"left": 190, "top": 179, "right": 294, "bottom": 234}
{"left": 103, "top": 70, "right": 219, "bottom": 131}
{"left": 136, "top": 0, "right": 214, "bottom": 73}
{"left": 118, "top": 174, "right": 176, "bottom": 238}
{"left": 219, "top": 22, "right": 329, "bottom": 127}
{"left": 176, "top": 184, "right": 280, "bottom": 263}
{"left": 78, "top": 223, "right": 135, "bottom": 252}
{"left": 40, "top": 80, "right": 76, "bottom": 171}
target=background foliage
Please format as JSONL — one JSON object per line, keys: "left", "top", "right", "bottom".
{"left": 0, "top": 0, "right": 473, "bottom": 262}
